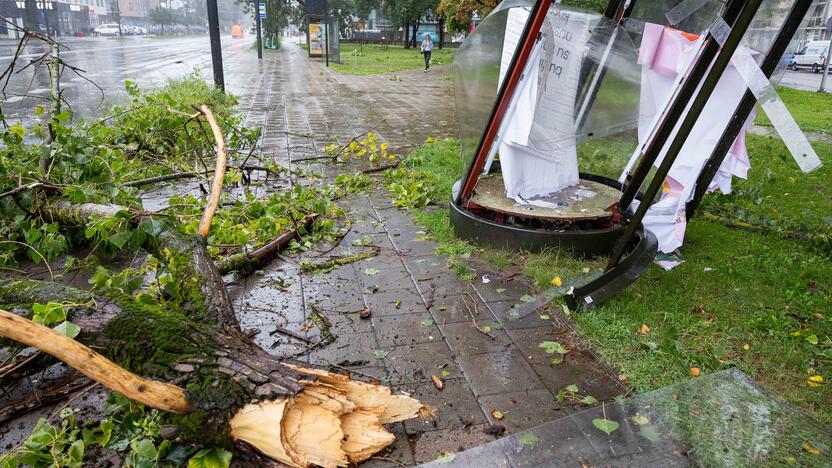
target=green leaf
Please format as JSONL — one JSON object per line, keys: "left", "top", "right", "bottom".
{"left": 69, "top": 439, "right": 85, "bottom": 462}
{"left": 373, "top": 349, "right": 389, "bottom": 359}
{"left": 592, "top": 418, "right": 620, "bottom": 434}
{"left": 53, "top": 321, "right": 81, "bottom": 339}
{"left": 566, "top": 384, "right": 579, "bottom": 393}
{"left": 630, "top": 414, "right": 650, "bottom": 425}
{"left": 435, "top": 452, "right": 456, "bottom": 463}
{"left": 132, "top": 438, "right": 157, "bottom": 459}
{"left": 54, "top": 111, "right": 71, "bottom": 123}
{"left": 806, "top": 334, "right": 819, "bottom": 345}
{"left": 520, "top": 294, "right": 535, "bottom": 303}
{"left": 420, "top": 319, "right": 435, "bottom": 327}
{"left": 496, "top": 288, "right": 506, "bottom": 293}
{"left": 539, "top": 341, "right": 568, "bottom": 355}
{"left": 518, "top": 433, "right": 539, "bottom": 447}
{"left": 364, "top": 268, "right": 380, "bottom": 276}
{"left": 639, "top": 425, "right": 661, "bottom": 443}
{"left": 580, "top": 395, "right": 598, "bottom": 405}
{"left": 188, "top": 448, "right": 233, "bottom": 468}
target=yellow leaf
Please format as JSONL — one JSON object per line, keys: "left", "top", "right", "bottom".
{"left": 743, "top": 343, "right": 750, "bottom": 351}
{"left": 802, "top": 440, "right": 822, "bottom": 456}
{"left": 550, "top": 277, "right": 562, "bottom": 287}
{"left": 629, "top": 415, "right": 650, "bottom": 425}
{"left": 491, "top": 409, "right": 504, "bottom": 420}
{"left": 807, "top": 375, "right": 824, "bottom": 387}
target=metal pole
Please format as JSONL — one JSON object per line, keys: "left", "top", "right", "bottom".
{"left": 254, "top": 0, "right": 263, "bottom": 59}
{"left": 206, "top": 0, "right": 225, "bottom": 91}
{"left": 819, "top": 34, "right": 832, "bottom": 92}
{"left": 607, "top": 0, "right": 763, "bottom": 270}
{"left": 324, "top": 0, "right": 330, "bottom": 67}
{"left": 686, "top": 0, "right": 814, "bottom": 219}
{"left": 455, "top": 0, "right": 554, "bottom": 205}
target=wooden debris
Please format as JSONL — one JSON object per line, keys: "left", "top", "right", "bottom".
{"left": 431, "top": 375, "right": 444, "bottom": 390}
{"left": 230, "top": 365, "right": 433, "bottom": 467}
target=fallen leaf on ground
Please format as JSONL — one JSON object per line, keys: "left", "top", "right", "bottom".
{"left": 550, "top": 276, "right": 562, "bottom": 287}
{"left": 539, "top": 341, "right": 568, "bottom": 355}
{"left": 690, "top": 367, "right": 701, "bottom": 377}
{"left": 359, "top": 308, "right": 371, "bottom": 319}
{"left": 807, "top": 375, "right": 824, "bottom": 387}
{"left": 743, "top": 343, "right": 750, "bottom": 350}
{"left": 580, "top": 395, "right": 598, "bottom": 405}
{"left": 431, "top": 375, "right": 444, "bottom": 390}
{"left": 639, "top": 324, "right": 650, "bottom": 335}
{"left": 630, "top": 415, "right": 650, "bottom": 425}
{"left": 618, "top": 374, "right": 628, "bottom": 382}
{"left": 496, "top": 288, "right": 506, "bottom": 293}
{"left": 436, "top": 453, "right": 456, "bottom": 463}
{"left": 364, "top": 268, "right": 380, "bottom": 276}
{"left": 491, "top": 409, "right": 504, "bottom": 420}
{"left": 373, "top": 349, "right": 389, "bottom": 359}
{"left": 592, "top": 418, "right": 620, "bottom": 434}
{"left": 518, "top": 433, "right": 539, "bottom": 447}
{"left": 520, "top": 294, "right": 535, "bottom": 303}
{"left": 803, "top": 440, "right": 823, "bottom": 456}
{"left": 539, "top": 314, "right": 550, "bottom": 320}
{"left": 395, "top": 299, "right": 401, "bottom": 309}
{"left": 441, "top": 370, "right": 450, "bottom": 378}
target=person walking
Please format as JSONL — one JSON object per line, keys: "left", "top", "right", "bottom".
{"left": 420, "top": 33, "right": 433, "bottom": 72}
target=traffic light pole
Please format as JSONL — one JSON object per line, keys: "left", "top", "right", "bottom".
{"left": 206, "top": 0, "right": 225, "bottom": 91}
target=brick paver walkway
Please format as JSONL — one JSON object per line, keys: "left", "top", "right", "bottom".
{"left": 228, "top": 43, "right": 626, "bottom": 465}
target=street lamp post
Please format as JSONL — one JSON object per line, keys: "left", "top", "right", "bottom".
{"left": 254, "top": 0, "right": 263, "bottom": 59}
{"left": 206, "top": 0, "right": 225, "bottom": 91}
{"left": 820, "top": 17, "right": 832, "bottom": 93}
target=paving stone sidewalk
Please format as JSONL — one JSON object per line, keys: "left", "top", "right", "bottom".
{"left": 228, "top": 44, "right": 627, "bottom": 465}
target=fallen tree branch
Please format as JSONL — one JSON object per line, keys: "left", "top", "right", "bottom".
{"left": 361, "top": 160, "right": 400, "bottom": 174}
{"left": 300, "top": 246, "right": 381, "bottom": 273}
{"left": 0, "top": 308, "right": 193, "bottom": 413}
{"left": 198, "top": 105, "right": 228, "bottom": 238}
{"left": 123, "top": 165, "right": 284, "bottom": 188}
{"left": 217, "top": 213, "right": 318, "bottom": 275}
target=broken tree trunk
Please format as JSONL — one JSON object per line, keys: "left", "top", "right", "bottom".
{"left": 3, "top": 196, "right": 430, "bottom": 466}
{"left": 217, "top": 213, "right": 319, "bottom": 275}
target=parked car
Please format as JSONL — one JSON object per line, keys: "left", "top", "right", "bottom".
{"left": 93, "top": 23, "right": 121, "bottom": 36}
{"left": 789, "top": 40, "right": 830, "bottom": 73}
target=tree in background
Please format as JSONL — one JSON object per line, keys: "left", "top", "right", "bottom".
{"left": 438, "top": 0, "right": 606, "bottom": 36}
{"left": 149, "top": 7, "right": 178, "bottom": 35}
{"left": 353, "top": 0, "right": 379, "bottom": 35}
{"left": 385, "top": 0, "right": 437, "bottom": 48}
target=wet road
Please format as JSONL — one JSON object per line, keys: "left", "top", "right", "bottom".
{"left": 0, "top": 34, "right": 259, "bottom": 124}
{"left": 780, "top": 68, "right": 832, "bottom": 92}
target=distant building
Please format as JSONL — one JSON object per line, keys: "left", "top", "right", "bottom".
{"left": 798, "top": 0, "right": 832, "bottom": 43}
{"left": 116, "top": 0, "right": 160, "bottom": 26}
{"left": 0, "top": 0, "right": 91, "bottom": 36}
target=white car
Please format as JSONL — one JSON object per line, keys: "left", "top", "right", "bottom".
{"left": 94, "top": 24, "right": 122, "bottom": 36}
{"left": 790, "top": 40, "right": 830, "bottom": 73}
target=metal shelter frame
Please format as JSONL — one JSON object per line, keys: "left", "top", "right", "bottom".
{"left": 450, "top": 0, "right": 815, "bottom": 311}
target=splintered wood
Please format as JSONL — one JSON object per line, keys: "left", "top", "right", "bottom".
{"left": 229, "top": 365, "right": 433, "bottom": 467}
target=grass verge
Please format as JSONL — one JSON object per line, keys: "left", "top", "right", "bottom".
{"left": 384, "top": 136, "right": 832, "bottom": 426}
{"left": 755, "top": 86, "right": 832, "bottom": 134}
{"left": 331, "top": 44, "right": 455, "bottom": 75}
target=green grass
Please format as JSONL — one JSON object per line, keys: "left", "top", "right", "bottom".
{"left": 755, "top": 87, "right": 832, "bottom": 134}
{"left": 388, "top": 135, "right": 832, "bottom": 427}
{"left": 331, "top": 44, "right": 455, "bottom": 75}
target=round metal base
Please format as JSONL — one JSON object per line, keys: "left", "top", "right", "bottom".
{"left": 450, "top": 175, "right": 626, "bottom": 257}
